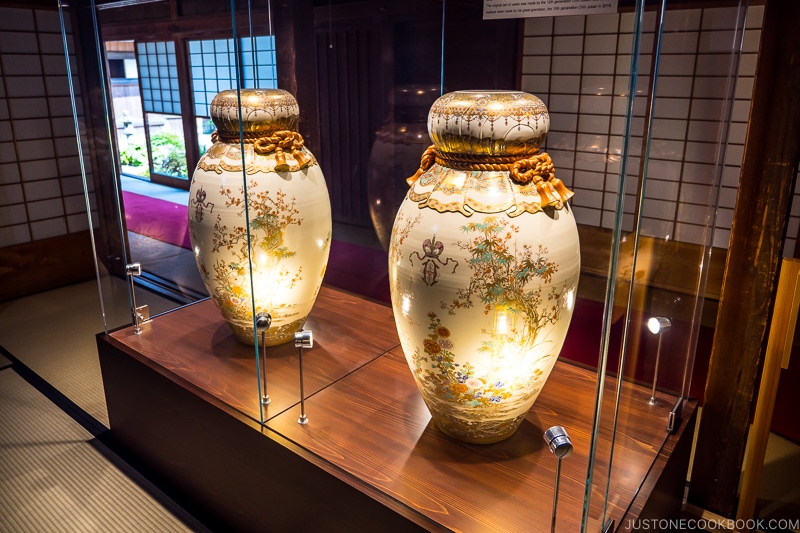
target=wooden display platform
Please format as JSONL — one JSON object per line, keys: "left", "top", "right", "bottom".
{"left": 97, "top": 286, "right": 696, "bottom": 532}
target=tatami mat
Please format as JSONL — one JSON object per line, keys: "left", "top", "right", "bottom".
{"left": 0, "top": 276, "right": 178, "bottom": 428}
{"left": 0, "top": 368, "right": 203, "bottom": 532}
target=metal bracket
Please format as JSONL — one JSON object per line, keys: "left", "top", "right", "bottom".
{"left": 256, "top": 313, "right": 272, "bottom": 407}
{"left": 125, "top": 263, "right": 149, "bottom": 334}
{"left": 544, "top": 426, "right": 573, "bottom": 533}
{"left": 134, "top": 304, "right": 150, "bottom": 325}
{"left": 667, "top": 397, "right": 684, "bottom": 433}
{"left": 295, "top": 329, "right": 313, "bottom": 425}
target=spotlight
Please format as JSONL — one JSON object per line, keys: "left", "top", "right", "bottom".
{"left": 647, "top": 316, "right": 672, "bottom": 405}
{"left": 647, "top": 316, "right": 672, "bottom": 335}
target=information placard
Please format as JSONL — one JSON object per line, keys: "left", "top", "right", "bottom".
{"left": 483, "top": 0, "right": 618, "bottom": 20}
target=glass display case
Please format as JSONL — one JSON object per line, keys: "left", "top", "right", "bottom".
{"left": 48, "top": 0, "right": 759, "bottom": 530}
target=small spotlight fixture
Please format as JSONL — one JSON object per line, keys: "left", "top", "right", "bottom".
{"left": 647, "top": 316, "right": 672, "bottom": 335}
{"left": 646, "top": 316, "right": 672, "bottom": 405}
{"left": 543, "top": 426, "right": 573, "bottom": 533}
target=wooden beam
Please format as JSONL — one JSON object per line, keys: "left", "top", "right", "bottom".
{"left": 688, "top": 0, "right": 800, "bottom": 517}
{"left": 577, "top": 225, "right": 726, "bottom": 302}
{"left": 0, "top": 232, "right": 96, "bottom": 302}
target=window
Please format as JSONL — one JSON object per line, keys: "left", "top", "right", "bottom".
{"left": 136, "top": 40, "right": 180, "bottom": 114}
{"left": 111, "top": 36, "right": 277, "bottom": 186}
{"left": 188, "top": 35, "right": 277, "bottom": 117}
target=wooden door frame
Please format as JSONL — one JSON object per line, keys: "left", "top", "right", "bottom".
{"left": 688, "top": 0, "right": 800, "bottom": 517}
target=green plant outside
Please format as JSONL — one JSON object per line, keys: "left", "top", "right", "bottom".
{"left": 120, "top": 131, "right": 188, "bottom": 179}
{"left": 150, "top": 131, "right": 188, "bottom": 178}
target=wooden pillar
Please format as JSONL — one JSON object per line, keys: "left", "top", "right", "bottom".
{"left": 688, "top": 0, "right": 800, "bottom": 517}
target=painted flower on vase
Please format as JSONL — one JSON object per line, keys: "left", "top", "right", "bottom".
{"left": 198, "top": 183, "right": 303, "bottom": 327}
{"left": 399, "top": 212, "right": 573, "bottom": 442}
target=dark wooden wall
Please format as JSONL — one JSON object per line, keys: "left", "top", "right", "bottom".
{"left": 315, "top": 23, "right": 383, "bottom": 227}
{"left": 312, "top": 0, "right": 519, "bottom": 229}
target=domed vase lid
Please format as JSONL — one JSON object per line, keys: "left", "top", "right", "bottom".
{"left": 428, "top": 90, "right": 549, "bottom": 158}
{"left": 199, "top": 89, "right": 315, "bottom": 174}
{"left": 406, "top": 90, "right": 572, "bottom": 215}
{"left": 210, "top": 88, "right": 300, "bottom": 139}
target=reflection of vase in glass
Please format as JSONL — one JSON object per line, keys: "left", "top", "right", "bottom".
{"left": 389, "top": 91, "right": 580, "bottom": 444}
{"left": 368, "top": 85, "right": 440, "bottom": 250}
{"left": 188, "top": 89, "right": 332, "bottom": 345}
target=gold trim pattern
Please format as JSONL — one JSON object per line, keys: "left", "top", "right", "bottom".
{"left": 229, "top": 317, "right": 307, "bottom": 346}
{"left": 429, "top": 409, "right": 528, "bottom": 445}
{"left": 406, "top": 146, "right": 573, "bottom": 214}
{"left": 196, "top": 139, "right": 318, "bottom": 175}
{"left": 429, "top": 91, "right": 549, "bottom": 156}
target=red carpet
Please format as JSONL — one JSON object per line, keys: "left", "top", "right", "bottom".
{"left": 123, "top": 191, "right": 191, "bottom": 249}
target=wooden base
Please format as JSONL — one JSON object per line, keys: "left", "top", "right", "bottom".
{"left": 97, "top": 286, "right": 696, "bottom": 532}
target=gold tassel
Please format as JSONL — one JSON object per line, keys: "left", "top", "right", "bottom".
{"left": 292, "top": 149, "right": 312, "bottom": 170}
{"left": 536, "top": 180, "right": 560, "bottom": 207}
{"left": 274, "top": 147, "right": 289, "bottom": 172}
{"left": 551, "top": 177, "right": 574, "bottom": 203}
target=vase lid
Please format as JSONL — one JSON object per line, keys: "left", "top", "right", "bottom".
{"left": 428, "top": 90, "right": 549, "bottom": 157}
{"left": 210, "top": 88, "right": 299, "bottom": 138}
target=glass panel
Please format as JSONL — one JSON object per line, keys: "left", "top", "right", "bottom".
{"left": 578, "top": 2, "right": 750, "bottom": 530}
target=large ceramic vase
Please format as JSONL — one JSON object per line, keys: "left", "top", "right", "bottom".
{"left": 189, "top": 89, "right": 332, "bottom": 346}
{"left": 388, "top": 90, "right": 580, "bottom": 444}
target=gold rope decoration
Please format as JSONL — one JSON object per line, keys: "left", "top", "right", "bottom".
{"left": 406, "top": 145, "right": 437, "bottom": 186}
{"left": 436, "top": 151, "right": 522, "bottom": 170}
{"left": 407, "top": 145, "right": 573, "bottom": 207}
{"left": 510, "top": 153, "right": 573, "bottom": 207}
{"left": 211, "top": 130, "right": 312, "bottom": 171}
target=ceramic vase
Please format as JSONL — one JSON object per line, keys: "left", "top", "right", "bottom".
{"left": 388, "top": 90, "right": 580, "bottom": 444}
{"left": 367, "top": 85, "right": 440, "bottom": 250}
{"left": 188, "top": 89, "right": 332, "bottom": 346}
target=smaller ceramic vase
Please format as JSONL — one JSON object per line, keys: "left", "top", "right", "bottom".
{"left": 188, "top": 89, "right": 332, "bottom": 345}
